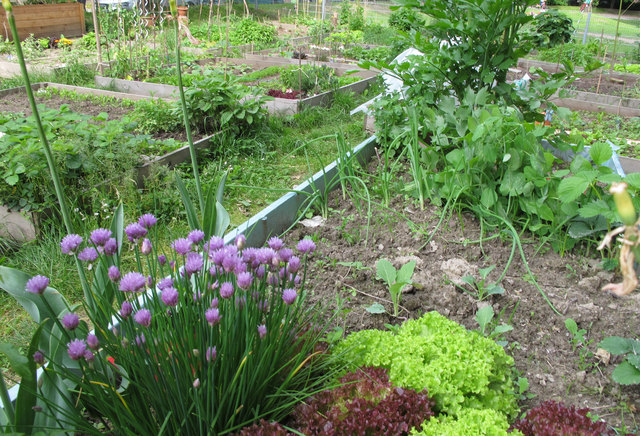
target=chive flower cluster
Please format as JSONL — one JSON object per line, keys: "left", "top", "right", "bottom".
{"left": 28, "top": 212, "right": 319, "bottom": 432}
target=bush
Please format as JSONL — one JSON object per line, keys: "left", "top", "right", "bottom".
{"left": 537, "top": 41, "right": 599, "bottom": 67}
{"left": 388, "top": 8, "right": 425, "bottom": 33}
{"left": 280, "top": 65, "right": 336, "bottom": 94}
{"left": 362, "top": 24, "right": 397, "bottom": 45}
{"left": 511, "top": 401, "right": 615, "bottom": 436}
{"left": 229, "top": 18, "right": 277, "bottom": 48}
{"left": 410, "top": 408, "right": 517, "bottom": 436}
{"left": 529, "top": 10, "right": 575, "bottom": 49}
{"left": 334, "top": 311, "right": 519, "bottom": 417}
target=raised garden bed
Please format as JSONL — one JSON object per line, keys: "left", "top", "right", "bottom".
{"left": 95, "top": 57, "right": 379, "bottom": 115}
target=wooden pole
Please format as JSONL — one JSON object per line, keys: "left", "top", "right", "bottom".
{"left": 91, "top": 0, "right": 103, "bottom": 75}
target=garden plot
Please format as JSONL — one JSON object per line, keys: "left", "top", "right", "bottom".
{"left": 95, "top": 56, "right": 379, "bottom": 115}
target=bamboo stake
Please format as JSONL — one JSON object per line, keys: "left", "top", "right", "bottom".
{"left": 91, "top": 0, "right": 104, "bottom": 75}
{"left": 596, "top": 46, "right": 607, "bottom": 95}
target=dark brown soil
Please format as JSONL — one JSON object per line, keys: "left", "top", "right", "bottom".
{"left": 284, "top": 184, "right": 640, "bottom": 431}
{"left": 567, "top": 73, "right": 640, "bottom": 99}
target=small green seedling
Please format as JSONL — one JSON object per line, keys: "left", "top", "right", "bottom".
{"left": 598, "top": 336, "right": 640, "bottom": 385}
{"left": 368, "top": 258, "right": 416, "bottom": 317}
{"left": 460, "top": 265, "right": 505, "bottom": 301}
{"left": 475, "top": 305, "right": 513, "bottom": 347}
{"left": 565, "top": 318, "right": 595, "bottom": 371}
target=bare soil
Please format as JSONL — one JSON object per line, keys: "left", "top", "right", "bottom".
{"left": 567, "top": 73, "right": 640, "bottom": 99}
{"left": 284, "top": 183, "right": 640, "bottom": 431}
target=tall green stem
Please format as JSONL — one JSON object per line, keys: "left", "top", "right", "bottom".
{"left": 2, "top": 0, "right": 73, "bottom": 235}
{"left": 171, "top": 0, "right": 205, "bottom": 215}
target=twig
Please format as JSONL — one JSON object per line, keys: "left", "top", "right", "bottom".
{"left": 342, "top": 283, "right": 410, "bottom": 316}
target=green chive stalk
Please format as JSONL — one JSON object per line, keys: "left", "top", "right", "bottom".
{"left": 170, "top": 0, "right": 205, "bottom": 214}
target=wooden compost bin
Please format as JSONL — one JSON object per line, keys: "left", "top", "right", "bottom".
{"left": 0, "top": 2, "right": 85, "bottom": 41}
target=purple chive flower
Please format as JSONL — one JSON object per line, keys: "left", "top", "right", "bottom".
{"left": 236, "top": 271, "right": 252, "bottom": 290}
{"left": 103, "top": 238, "right": 117, "bottom": 256}
{"left": 206, "top": 346, "right": 217, "bottom": 362}
{"left": 61, "top": 313, "right": 79, "bottom": 330}
{"left": 283, "top": 288, "right": 297, "bottom": 305}
{"left": 158, "top": 277, "right": 174, "bottom": 291}
{"left": 242, "top": 247, "right": 257, "bottom": 264}
{"left": 279, "top": 267, "right": 286, "bottom": 280}
{"left": 161, "top": 287, "right": 179, "bottom": 307}
{"left": 255, "top": 265, "right": 266, "bottom": 279}
{"left": 210, "top": 297, "right": 219, "bottom": 308}
{"left": 235, "top": 234, "right": 246, "bottom": 251}
{"left": 267, "top": 273, "right": 277, "bottom": 286}
{"left": 146, "top": 276, "right": 154, "bottom": 288}
{"left": 193, "top": 378, "right": 200, "bottom": 389}
{"left": 134, "top": 309, "right": 151, "bottom": 327}
{"left": 158, "top": 254, "right": 167, "bottom": 266}
{"left": 67, "top": 339, "right": 86, "bottom": 361}
{"left": 84, "top": 349, "right": 95, "bottom": 362}
{"left": 141, "top": 238, "right": 152, "bottom": 255}
{"left": 185, "top": 252, "right": 204, "bottom": 276}
{"left": 222, "top": 254, "right": 239, "bottom": 273}
{"left": 120, "top": 301, "right": 133, "bottom": 319}
{"left": 287, "top": 256, "right": 301, "bottom": 274}
{"left": 258, "top": 299, "right": 269, "bottom": 312}
{"left": 209, "top": 236, "right": 224, "bottom": 251}
{"left": 267, "top": 237, "right": 284, "bottom": 251}
{"left": 33, "top": 350, "right": 45, "bottom": 365}
{"left": 256, "top": 248, "right": 276, "bottom": 265}
{"left": 258, "top": 324, "right": 267, "bottom": 339}
{"left": 219, "top": 282, "right": 234, "bottom": 299}
{"left": 90, "top": 228, "right": 112, "bottom": 246}
{"left": 78, "top": 247, "right": 99, "bottom": 262}
{"left": 125, "top": 223, "right": 148, "bottom": 242}
{"left": 25, "top": 275, "right": 49, "bottom": 295}
{"left": 205, "top": 308, "right": 221, "bottom": 326}
{"left": 193, "top": 290, "right": 203, "bottom": 302}
{"left": 60, "top": 234, "right": 83, "bottom": 255}
{"left": 188, "top": 230, "right": 205, "bottom": 244}
{"left": 278, "top": 248, "right": 293, "bottom": 263}
{"left": 138, "top": 214, "right": 157, "bottom": 229}
{"left": 119, "top": 272, "right": 146, "bottom": 293}
{"left": 211, "top": 249, "right": 227, "bottom": 266}
{"left": 108, "top": 266, "right": 120, "bottom": 282}
{"left": 297, "top": 238, "right": 316, "bottom": 254}
{"left": 87, "top": 333, "right": 99, "bottom": 350}
{"left": 169, "top": 260, "right": 175, "bottom": 270}
{"left": 172, "top": 238, "right": 192, "bottom": 256}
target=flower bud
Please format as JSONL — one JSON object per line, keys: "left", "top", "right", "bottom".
{"left": 141, "top": 238, "right": 152, "bottom": 255}
{"left": 2, "top": 0, "right": 12, "bottom": 13}
{"left": 193, "top": 378, "right": 200, "bottom": 389}
{"left": 610, "top": 182, "right": 637, "bottom": 226}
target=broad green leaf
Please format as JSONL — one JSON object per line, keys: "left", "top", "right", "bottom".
{"left": 628, "top": 355, "right": 640, "bottom": 371}
{"left": 375, "top": 259, "right": 396, "bottom": 286}
{"left": 624, "top": 173, "right": 640, "bottom": 189}
{"left": 492, "top": 324, "right": 513, "bottom": 334}
{"left": 479, "top": 265, "right": 496, "bottom": 279}
{"left": 480, "top": 187, "right": 497, "bottom": 209}
{"left": 397, "top": 260, "right": 416, "bottom": 284}
{"left": 202, "top": 182, "right": 218, "bottom": 239}
{"left": 389, "top": 282, "right": 405, "bottom": 299}
{"left": 612, "top": 361, "right": 640, "bottom": 385}
{"left": 558, "top": 176, "right": 590, "bottom": 204}
{"left": 461, "top": 275, "right": 476, "bottom": 285}
{"left": 599, "top": 336, "right": 634, "bottom": 355}
{"left": 14, "top": 323, "right": 44, "bottom": 434}
{"left": 589, "top": 142, "right": 613, "bottom": 166}
{"left": 475, "top": 305, "right": 494, "bottom": 331}
{"left": 365, "top": 303, "right": 386, "bottom": 314}
{"left": 214, "top": 201, "right": 230, "bottom": 237}
{"left": 565, "top": 318, "right": 578, "bottom": 335}
{"left": 485, "top": 284, "right": 505, "bottom": 296}
{"left": 174, "top": 173, "right": 201, "bottom": 231}
{"left": 5, "top": 174, "right": 18, "bottom": 185}
{"left": 570, "top": 154, "right": 592, "bottom": 174}
{"left": 0, "top": 343, "right": 30, "bottom": 380}
{"left": 578, "top": 200, "right": 610, "bottom": 218}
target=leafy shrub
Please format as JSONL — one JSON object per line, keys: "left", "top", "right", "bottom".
{"left": 527, "top": 10, "right": 575, "bottom": 49}
{"left": 362, "top": 24, "right": 397, "bottom": 45}
{"left": 334, "top": 311, "right": 518, "bottom": 417}
{"left": 388, "top": 8, "right": 425, "bottom": 33}
{"left": 280, "top": 65, "right": 336, "bottom": 94}
{"left": 511, "top": 401, "right": 615, "bottom": 435}
{"left": 343, "top": 45, "right": 392, "bottom": 63}
{"left": 237, "top": 366, "right": 435, "bottom": 435}
{"left": 410, "top": 408, "right": 517, "bottom": 436}
{"left": 176, "top": 69, "right": 270, "bottom": 136}
{"left": 229, "top": 18, "right": 277, "bottom": 48}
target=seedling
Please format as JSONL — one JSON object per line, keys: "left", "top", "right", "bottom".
{"left": 598, "top": 336, "right": 640, "bottom": 386}
{"left": 565, "top": 318, "right": 595, "bottom": 371}
{"left": 371, "top": 258, "right": 416, "bottom": 317}
{"left": 460, "top": 265, "right": 505, "bottom": 301}
{"left": 475, "top": 305, "right": 513, "bottom": 347}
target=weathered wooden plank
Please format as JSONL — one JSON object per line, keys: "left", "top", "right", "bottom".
{"left": 0, "top": 3, "right": 85, "bottom": 40}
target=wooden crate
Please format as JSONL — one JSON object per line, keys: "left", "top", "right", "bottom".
{"left": 0, "top": 2, "right": 85, "bottom": 41}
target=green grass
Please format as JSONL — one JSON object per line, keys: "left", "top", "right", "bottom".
{"left": 549, "top": 6, "right": 640, "bottom": 38}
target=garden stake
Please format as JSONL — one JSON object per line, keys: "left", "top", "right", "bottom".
{"left": 596, "top": 46, "right": 608, "bottom": 95}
